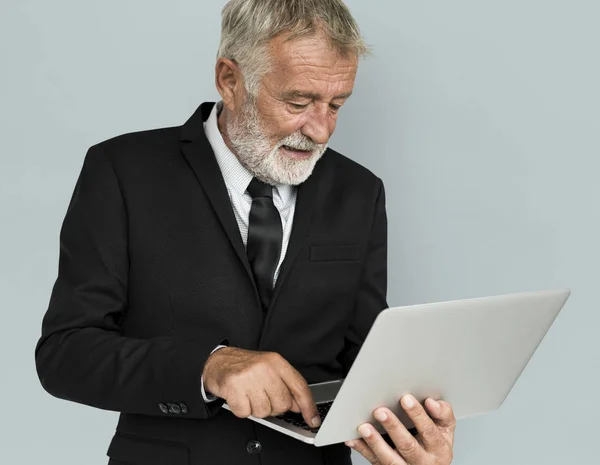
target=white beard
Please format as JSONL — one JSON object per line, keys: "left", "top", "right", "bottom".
{"left": 225, "top": 97, "right": 328, "bottom": 186}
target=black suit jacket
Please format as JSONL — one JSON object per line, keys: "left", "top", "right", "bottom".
{"left": 35, "top": 102, "right": 388, "bottom": 465}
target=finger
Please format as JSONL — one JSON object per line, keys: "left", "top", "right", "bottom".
{"left": 267, "top": 380, "right": 294, "bottom": 415}
{"left": 372, "top": 407, "right": 421, "bottom": 462}
{"left": 356, "top": 423, "right": 408, "bottom": 465}
{"left": 290, "top": 398, "right": 301, "bottom": 413}
{"left": 401, "top": 394, "right": 444, "bottom": 451}
{"left": 249, "top": 391, "right": 272, "bottom": 419}
{"left": 425, "top": 399, "right": 456, "bottom": 431}
{"left": 346, "top": 438, "right": 383, "bottom": 465}
{"left": 280, "top": 364, "right": 320, "bottom": 427}
{"left": 227, "top": 393, "right": 252, "bottom": 419}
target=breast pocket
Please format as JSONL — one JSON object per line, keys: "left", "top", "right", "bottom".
{"left": 309, "top": 245, "right": 362, "bottom": 263}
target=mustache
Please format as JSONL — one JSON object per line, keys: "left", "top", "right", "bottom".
{"left": 278, "top": 133, "right": 325, "bottom": 152}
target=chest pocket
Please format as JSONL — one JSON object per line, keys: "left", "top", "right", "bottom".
{"left": 310, "top": 245, "right": 362, "bottom": 262}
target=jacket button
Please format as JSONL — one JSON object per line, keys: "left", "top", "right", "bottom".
{"left": 158, "top": 403, "right": 169, "bottom": 414}
{"left": 168, "top": 403, "right": 181, "bottom": 414}
{"left": 179, "top": 403, "right": 188, "bottom": 414}
{"left": 246, "top": 440, "right": 262, "bottom": 455}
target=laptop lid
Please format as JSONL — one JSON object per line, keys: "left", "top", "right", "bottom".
{"left": 314, "top": 289, "right": 570, "bottom": 446}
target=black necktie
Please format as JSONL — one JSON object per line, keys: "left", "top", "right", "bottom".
{"left": 246, "top": 177, "right": 283, "bottom": 311}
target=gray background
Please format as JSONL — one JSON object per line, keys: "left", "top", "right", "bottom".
{"left": 1, "top": 0, "right": 598, "bottom": 464}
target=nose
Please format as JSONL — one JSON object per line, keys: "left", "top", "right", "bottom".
{"left": 301, "top": 107, "right": 333, "bottom": 145}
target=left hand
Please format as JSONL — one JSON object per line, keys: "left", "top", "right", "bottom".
{"left": 346, "top": 394, "right": 456, "bottom": 465}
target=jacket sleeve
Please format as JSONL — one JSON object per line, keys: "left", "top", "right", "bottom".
{"left": 337, "top": 178, "right": 388, "bottom": 375}
{"left": 34, "top": 145, "right": 227, "bottom": 419}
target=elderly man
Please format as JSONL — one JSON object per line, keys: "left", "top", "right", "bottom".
{"left": 35, "top": 1, "right": 456, "bottom": 464}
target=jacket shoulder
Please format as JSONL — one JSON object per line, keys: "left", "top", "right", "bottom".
{"left": 322, "top": 147, "right": 382, "bottom": 187}
{"left": 86, "top": 126, "right": 182, "bottom": 166}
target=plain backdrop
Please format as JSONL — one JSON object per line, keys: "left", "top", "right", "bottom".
{"left": 1, "top": 1, "right": 598, "bottom": 464}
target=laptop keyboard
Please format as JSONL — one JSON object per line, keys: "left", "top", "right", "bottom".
{"left": 275, "top": 401, "right": 334, "bottom": 432}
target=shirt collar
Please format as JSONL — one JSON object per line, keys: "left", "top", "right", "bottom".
{"left": 203, "top": 101, "right": 295, "bottom": 200}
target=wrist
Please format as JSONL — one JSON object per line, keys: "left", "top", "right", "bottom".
{"left": 203, "top": 347, "right": 228, "bottom": 394}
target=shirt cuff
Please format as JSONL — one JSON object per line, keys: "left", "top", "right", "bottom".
{"left": 201, "top": 344, "right": 228, "bottom": 402}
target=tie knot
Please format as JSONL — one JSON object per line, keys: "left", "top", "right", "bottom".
{"left": 247, "top": 178, "right": 273, "bottom": 199}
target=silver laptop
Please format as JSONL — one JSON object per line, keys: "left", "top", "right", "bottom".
{"left": 222, "top": 288, "right": 570, "bottom": 447}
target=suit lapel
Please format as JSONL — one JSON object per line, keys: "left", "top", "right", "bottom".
{"left": 179, "top": 102, "right": 324, "bottom": 317}
{"left": 267, "top": 160, "right": 321, "bottom": 313}
{"left": 180, "top": 103, "right": 259, "bottom": 304}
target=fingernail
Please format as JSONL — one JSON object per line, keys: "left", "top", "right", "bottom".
{"left": 402, "top": 395, "right": 415, "bottom": 408}
{"left": 345, "top": 440, "right": 355, "bottom": 448}
{"left": 311, "top": 416, "right": 321, "bottom": 427}
{"left": 358, "top": 424, "right": 372, "bottom": 438}
{"left": 431, "top": 399, "right": 441, "bottom": 409}
{"left": 374, "top": 409, "right": 387, "bottom": 422}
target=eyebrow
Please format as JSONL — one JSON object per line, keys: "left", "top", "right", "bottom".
{"left": 281, "top": 90, "right": 353, "bottom": 100}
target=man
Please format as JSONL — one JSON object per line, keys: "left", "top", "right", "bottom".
{"left": 35, "top": 1, "right": 456, "bottom": 464}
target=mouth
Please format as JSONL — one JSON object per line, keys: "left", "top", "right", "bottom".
{"left": 281, "top": 145, "right": 313, "bottom": 158}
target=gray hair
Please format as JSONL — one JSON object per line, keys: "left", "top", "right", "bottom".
{"left": 217, "top": 0, "right": 371, "bottom": 97}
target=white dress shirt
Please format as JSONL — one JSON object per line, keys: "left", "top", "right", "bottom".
{"left": 200, "top": 101, "right": 298, "bottom": 402}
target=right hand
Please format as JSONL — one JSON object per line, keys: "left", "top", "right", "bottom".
{"left": 202, "top": 347, "right": 321, "bottom": 428}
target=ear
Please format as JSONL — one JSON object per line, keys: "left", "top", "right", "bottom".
{"left": 215, "top": 58, "right": 243, "bottom": 113}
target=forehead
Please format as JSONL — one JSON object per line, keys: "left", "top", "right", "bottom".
{"left": 264, "top": 32, "right": 358, "bottom": 98}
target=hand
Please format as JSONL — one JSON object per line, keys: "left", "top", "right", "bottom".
{"left": 202, "top": 347, "right": 321, "bottom": 428}
{"left": 346, "top": 394, "right": 455, "bottom": 465}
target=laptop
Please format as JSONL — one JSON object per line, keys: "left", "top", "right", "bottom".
{"left": 221, "top": 288, "right": 570, "bottom": 446}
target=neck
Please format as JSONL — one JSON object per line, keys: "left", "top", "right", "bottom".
{"left": 217, "top": 106, "right": 246, "bottom": 167}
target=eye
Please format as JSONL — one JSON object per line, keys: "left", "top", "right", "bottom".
{"left": 330, "top": 104, "right": 342, "bottom": 112}
{"left": 290, "top": 103, "right": 309, "bottom": 110}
